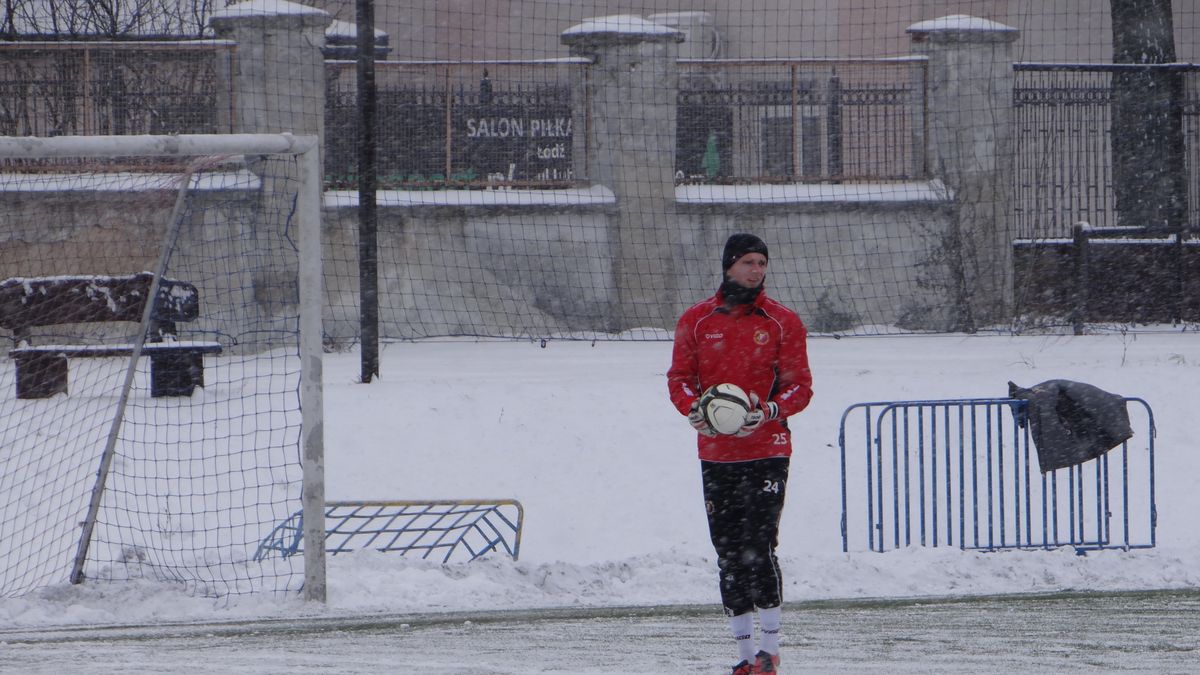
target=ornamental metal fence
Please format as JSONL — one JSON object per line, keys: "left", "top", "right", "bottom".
{"left": 323, "top": 57, "right": 927, "bottom": 189}
{"left": 675, "top": 58, "right": 927, "bottom": 184}
{"left": 1012, "top": 63, "right": 1200, "bottom": 240}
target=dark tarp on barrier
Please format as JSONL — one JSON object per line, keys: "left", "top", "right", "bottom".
{"left": 1008, "top": 380, "right": 1134, "bottom": 473}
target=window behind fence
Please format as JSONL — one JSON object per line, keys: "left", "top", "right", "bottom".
{"left": 676, "top": 58, "right": 927, "bottom": 184}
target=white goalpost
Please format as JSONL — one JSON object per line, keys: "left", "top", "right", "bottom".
{"left": 0, "top": 134, "right": 326, "bottom": 601}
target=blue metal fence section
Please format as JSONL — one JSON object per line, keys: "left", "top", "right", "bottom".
{"left": 838, "top": 398, "right": 1156, "bottom": 554}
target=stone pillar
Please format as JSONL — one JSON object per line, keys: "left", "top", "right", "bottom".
{"left": 209, "top": 0, "right": 330, "bottom": 140}
{"left": 908, "top": 15, "right": 1019, "bottom": 330}
{"left": 209, "top": 1, "right": 331, "bottom": 342}
{"left": 562, "top": 16, "right": 684, "bottom": 331}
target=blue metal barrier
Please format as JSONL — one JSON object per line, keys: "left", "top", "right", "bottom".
{"left": 254, "top": 499, "right": 524, "bottom": 563}
{"left": 838, "top": 398, "right": 1155, "bottom": 554}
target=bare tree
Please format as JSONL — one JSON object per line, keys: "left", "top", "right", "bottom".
{"left": 4, "top": 0, "right": 217, "bottom": 37}
{"left": 1110, "top": 0, "right": 1187, "bottom": 232}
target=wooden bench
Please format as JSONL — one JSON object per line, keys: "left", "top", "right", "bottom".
{"left": 0, "top": 273, "right": 223, "bottom": 399}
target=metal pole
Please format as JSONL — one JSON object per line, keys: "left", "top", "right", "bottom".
{"left": 1072, "top": 222, "right": 1089, "bottom": 335}
{"left": 298, "top": 141, "right": 328, "bottom": 603}
{"left": 71, "top": 166, "right": 194, "bottom": 585}
{"left": 356, "top": 0, "right": 380, "bottom": 382}
{"left": 827, "top": 72, "right": 842, "bottom": 179}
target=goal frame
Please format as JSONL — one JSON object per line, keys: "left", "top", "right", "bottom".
{"left": 0, "top": 133, "right": 327, "bottom": 602}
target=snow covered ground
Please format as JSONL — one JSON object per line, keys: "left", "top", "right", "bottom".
{"left": 2, "top": 330, "right": 1199, "bottom": 670}
{"left": 5, "top": 590, "right": 1200, "bottom": 673}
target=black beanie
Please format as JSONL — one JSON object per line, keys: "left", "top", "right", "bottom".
{"left": 722, "top": 233, "right": 769, "bottom": 271}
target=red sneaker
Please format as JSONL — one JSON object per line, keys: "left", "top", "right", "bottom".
{"left": 731, "top": 659, "right": 754, "bottom": 675}
{"left": 753, "top": 650, "right": 780, "bottom": 673}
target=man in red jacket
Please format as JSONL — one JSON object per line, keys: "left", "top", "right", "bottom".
{"left": 667, "top": 233, "right": 813, "bottom": 675}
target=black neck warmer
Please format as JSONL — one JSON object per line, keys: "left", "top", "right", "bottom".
{"left": 720, "top": 278, "right": 764, "bottom": 306}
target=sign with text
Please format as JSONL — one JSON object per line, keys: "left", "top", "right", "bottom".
{"left": 455, "top": 105, "right": 574, "bottom": 183}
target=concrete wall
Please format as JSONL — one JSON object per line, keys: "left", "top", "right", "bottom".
{"left": 320, "top": 201, "right": 619, "bottom": 341}
{"left": 0, "top": 7, "right": 1015, "bottom": 340}
{"left": 0, "top": 186, "right": 953, "bottom": 344}
{"left": 314, "top": 191, "right": 956, "bottom": 342}
{"left": 672, "top": 200, "right": 959, "bottom": 332}
{"left": 1014, "top": 239, "right": 1200, "bottom": 323}
{"left": 0, "top": 186, "right": 267, "bottom": 345}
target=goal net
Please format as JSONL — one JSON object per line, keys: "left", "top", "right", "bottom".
{"left": 0, "top": 134, "right": 325, "bottom": 599}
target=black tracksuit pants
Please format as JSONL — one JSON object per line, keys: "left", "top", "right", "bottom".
{"left": 701, "top": 457, "right": 789, "bottom": 617}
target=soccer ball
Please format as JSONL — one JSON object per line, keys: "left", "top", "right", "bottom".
{"left": 700, "top": 383, "right": 752, "bottom": 435}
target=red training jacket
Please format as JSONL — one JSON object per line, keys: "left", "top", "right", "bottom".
{"left": 667, "top": 289, "right": 813, "bottom": 462}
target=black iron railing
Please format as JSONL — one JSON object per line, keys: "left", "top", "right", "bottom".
{"left": 0, "top": 41, "right": 234, "bottom": 138}
{"left": 676, "top": 58, "right": 928, "bottom": 184}
{"left": 1013, "top": 63, "right": 1200, "bottom": 240}
{"left": 325, "top": 57, "right": 928, "bottom": 189}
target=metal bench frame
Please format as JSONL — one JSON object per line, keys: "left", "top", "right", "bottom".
{"left": 255, "top": 500, "right": 525, "bottom": 563}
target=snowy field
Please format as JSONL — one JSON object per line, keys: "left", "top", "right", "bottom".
{"left": 2, "top": 330, "right": 1200, "bottom": 671}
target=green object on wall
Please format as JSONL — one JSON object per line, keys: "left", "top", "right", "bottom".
{"left": 702, "top": 131, "right": 720, "bottom": 178}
